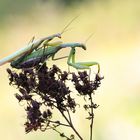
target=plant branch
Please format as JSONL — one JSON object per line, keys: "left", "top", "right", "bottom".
{"left": 66, "top": 108, "right": 72, "bottom": 124}
{"left": 89, "top": 94, "right": 94, "bottom": 140}
{"left": 49, "top": 120, "right": 70, "bottom": 127}
{"left": 49, "top": 125, "right": 71, "bottom": 140}
{"left": 60, "top": 110, "right": 83, "bottom": 140}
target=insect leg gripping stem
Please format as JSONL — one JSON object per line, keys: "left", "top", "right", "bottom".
{"left": 67, "top": 47, "right": 100, "bottom": 73}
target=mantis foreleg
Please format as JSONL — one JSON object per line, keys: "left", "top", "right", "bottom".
{"left": 67, "top": 48, "right": 100, "bottom": 73}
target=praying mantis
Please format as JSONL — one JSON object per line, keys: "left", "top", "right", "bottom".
{"left": 0, "top": 36, "right": 100, "bottom": 73}
{"left": 0, "top": 17, "right": 100, "bottom": 73}
{"left": 0, "top": 33, "right": 62, "bottom": 66}
{"left": 10, "top": 42, "right": 100, "bottom": 73}
{"left": 0, "top": 16, "right": 76, "bottom": 67}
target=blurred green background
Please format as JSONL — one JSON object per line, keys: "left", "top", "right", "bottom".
{"left": 0, "top": 0, "right": 140, "bottom": 139}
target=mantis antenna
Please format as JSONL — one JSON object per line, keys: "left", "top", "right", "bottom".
{"left": 60, "top": 15, "right": 80, "bottom": 35}
{"left": 84, "top": 33, "right": 95, "bottom": 44}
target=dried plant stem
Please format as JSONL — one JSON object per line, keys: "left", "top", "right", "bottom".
{"left": 90, "top": 95, "right": 94, "bottom": 140}
{"left": 7, "top": 64, "right": 103, "bottom": 139}
{"left": 49, "top": 120, "right": 70, "bottom": 127}
{"left": 50, "top": 126, "right": 71, "bottom": 140}
{"left": 60, "top": 110, "right": 83, "bottom": 140}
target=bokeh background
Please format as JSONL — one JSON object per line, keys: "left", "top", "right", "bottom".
{"left": 0, "top": 0, "right": 140, "bottom": 140}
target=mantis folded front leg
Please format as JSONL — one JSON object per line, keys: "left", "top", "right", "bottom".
{"left": 67, "top": 47, "right": 100, "bottom": 73}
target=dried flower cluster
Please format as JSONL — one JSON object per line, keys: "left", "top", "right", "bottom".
{"left": 7, "top": 63, "right": 103, "bottom": 140}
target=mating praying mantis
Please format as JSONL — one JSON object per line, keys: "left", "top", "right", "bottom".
{"left": 0, "top": 16, "right": 77, "bottom": 66}
{"left": 0, "top": 37, "right": 100, "bottom": 73}
{"left": 0, "top": 17, "right": 100, "bottom": 73}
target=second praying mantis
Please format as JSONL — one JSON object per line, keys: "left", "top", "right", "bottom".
{"left": 10, "top": 42, "right": 100, "bottom": 73}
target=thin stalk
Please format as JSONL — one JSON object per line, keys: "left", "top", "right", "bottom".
{"left": 49, "top": 120, "right": 70, "bottom": 127}
{"left": 53, "top": 104, "right": 83, "bottom": 140}
{"left": 49, "top": 125, "right": 71, "bottom": 140}
{"left": 89, "top": 94, "right": 94, "bottom": 140}
{"left": 66, "top": 108, "right": 72, "bottom": 124}
{"left": 60, "top": 110, "right": 83, "bottom": 140}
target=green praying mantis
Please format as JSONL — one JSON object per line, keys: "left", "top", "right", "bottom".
{"left": 0, "top": 34, "right": 100, "bottom": 73}
{"left": 0, "top": 17, "right": 100, "bottom": 73}
{"left": 0, "top": 33, "right": 62, "bottom": 66}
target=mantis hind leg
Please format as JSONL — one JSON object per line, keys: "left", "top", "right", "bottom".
{"left": 67, "top": 48, "right": 100, "bottom": 73}
{"left": 52, "top": 54, "right": 68, "bottom": 61}
{"left": 70, "top": 62, "right": 100, "bottom": 73}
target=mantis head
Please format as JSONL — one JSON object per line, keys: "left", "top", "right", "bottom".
{"left": 80, "top": 43, "right": 86, "bottom": 50}
{"left": 74, "top": 43, "right": 86, "bottom": 50}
